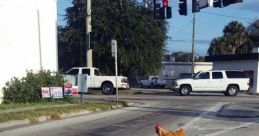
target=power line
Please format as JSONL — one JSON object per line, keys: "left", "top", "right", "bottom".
{"left": 58, "top": 13, "right": 66, "bottom": 16}
{"left": 201, "top": 11, "right": 253, "bottom": 21}
{"left": 169, "top": 19, "right": 193, "bottom": 39}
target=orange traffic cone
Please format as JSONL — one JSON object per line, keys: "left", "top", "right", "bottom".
{"left": 155, "top": 124, "right": 185, "bottom": 136}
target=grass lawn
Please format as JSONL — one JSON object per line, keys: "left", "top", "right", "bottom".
{"left": 0, "top": 101, "right": 127, "bottom": 124}
{"left": 0, "top": 101, "right": 73, "bottom": 110}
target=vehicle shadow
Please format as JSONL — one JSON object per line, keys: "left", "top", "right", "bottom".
{"left": 132, "top": 89, "right": 252, "bottom": 97}
{"left": 133, "top": 90, "right": 228, "bottom": 97}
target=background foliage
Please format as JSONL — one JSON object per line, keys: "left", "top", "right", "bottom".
{"left": 58, "top": 0, "right": 167, "bottom": 76}
{"left": 3, "top": 70, "right": 72, "bottom": 103}
{"left": 208, "top": 20, "right": 259, "bottom": 56}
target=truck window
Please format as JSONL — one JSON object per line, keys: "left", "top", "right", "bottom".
{"left": 198, "top": 72, "right": 210, "bottom": 79}
{"left": 226, "top": 71, "right": 246, "bottom": 78}
{"left": 94, "top": 69, "right": 100, "bottom": 76}
{"left": 82, "top": 69, "right": 90, "bottom": 75}
{"left": 212, "top": 72, "right": 223, "bottom": 79}
{"left": 151, "top": 77, "right": 158, "bottom": 80}
{"left": 67, "top": 69, "right": 79, "bottom": 75}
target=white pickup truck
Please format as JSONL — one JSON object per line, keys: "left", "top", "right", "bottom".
{"left": 139, "top": 76, "right": 167, "bottom": 88}
{"left": 65, "top": 67, "right": 129, "bottom": 95}
{"left": 172, "top": 70, "right": 250, "bottom": 96}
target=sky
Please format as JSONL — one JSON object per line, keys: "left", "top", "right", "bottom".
{"left": 57, "top": 0, "right": 259, "bottom": 56}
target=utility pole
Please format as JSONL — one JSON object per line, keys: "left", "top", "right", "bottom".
{"left": 86, "top": 0, "right": 92, "bottom": 67}
{"left": 191, "top": 14, "right": 196, "bottom": 76}
{"left": 37, "top": 10, "right": 43, "bottom": 69}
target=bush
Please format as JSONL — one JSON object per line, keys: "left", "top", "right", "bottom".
{"left": 3, "top": 70, "right": 69, "bottom": 104}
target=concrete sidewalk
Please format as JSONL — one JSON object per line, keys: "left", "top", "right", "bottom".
{"left": 217, "top": 103, "right": 259, "bottom": 118}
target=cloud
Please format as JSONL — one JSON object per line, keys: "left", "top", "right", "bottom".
{"left": 239, "top": 1, "right": 259, "bottom": 12}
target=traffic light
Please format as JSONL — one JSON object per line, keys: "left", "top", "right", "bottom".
{"left": 166, "top": 7, "right": 172, "bottom": 19}
{"left": 163, "top": 0, "right": 169, "bottom": 7}
{"left": 192, "top": 0, "right": 200, "bottom": 13}
{"left": 214, "top": 0, "right": 243, "bottom": 8}
{"left": 179, "top": 0, "right": 187, "bottom": 16}
{"left": 159, "top": 7, "right": 166, "bottom": 19}
{"left": 154, "top": 2, "right": 162, "bottom": 19}
{"left": 153, "top": 0, "right": 171, "bottom": 19}
{"left": 223, "top": 0, "right": 243, "bottom": 7}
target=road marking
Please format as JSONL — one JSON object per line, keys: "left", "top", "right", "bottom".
{"left": 205, "top": 122, "right": 256, "bottom": 136}
{"left": 182, "top": 102, "right": 225, "bottom": 129}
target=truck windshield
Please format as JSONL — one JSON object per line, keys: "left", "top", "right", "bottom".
{"left": 66, "top": 69, "right": 79, "bottom": 75}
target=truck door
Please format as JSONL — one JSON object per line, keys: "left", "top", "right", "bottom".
{"left": 93, "top": 69, "right": 101, "bottom": 88}
{"left": 193, "top": 72, "right": 211, "bottom": 91}
{"left": 211, "top": 72, "right": 225, "bottom": 91}
{"left": 82, "top": 68, "right": 93, "bottom": 88}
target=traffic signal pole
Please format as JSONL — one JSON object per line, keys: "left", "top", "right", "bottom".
{"left": 191, "top": 14, "right": 196, "bottom": 76}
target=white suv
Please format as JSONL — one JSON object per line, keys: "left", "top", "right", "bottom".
{"left": 172, "top": 70, "right": 250, "bottom": 96}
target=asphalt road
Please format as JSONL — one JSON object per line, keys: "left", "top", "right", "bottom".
{"left": 1, "top": 89, "right": 259, "bottom": 136}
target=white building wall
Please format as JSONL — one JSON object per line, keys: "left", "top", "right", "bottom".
{"left": 0, "top": 0, "right": 58, "bottom": 103}
{"left": 194, "top": 62, "right": 213, "bottom": 73}
{"left": 213, "top": 60, "right": 259, "bottom": 93}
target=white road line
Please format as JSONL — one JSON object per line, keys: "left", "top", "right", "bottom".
{"left": 205, "top": 122, "right": 256, "bottom": 136}
{"left": 182, "top": 102, "right": 226, "bottom": 129}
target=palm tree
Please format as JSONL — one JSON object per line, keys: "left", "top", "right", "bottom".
{"left": 208, "top": 21, "right": 254, "bottom": 56}
{"left": 247, "top": 20, "right": 259, "bottom": 47}
{"left": 223, "top": 21, "right": 252, "bottom": 54}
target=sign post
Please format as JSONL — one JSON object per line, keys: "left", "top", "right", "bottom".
{"left": 111, "top": 39, "right": 118, "bottom": 102}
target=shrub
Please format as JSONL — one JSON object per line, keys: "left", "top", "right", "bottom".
{"left": 3, "top": 70, "right": 68, "bottom": 103}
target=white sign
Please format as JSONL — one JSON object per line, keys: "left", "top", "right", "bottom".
{"left": 50, "top": 87, "right": 63, "bottom": 99}
{"left": 41, "top": 87, "right": 50, "bottom": 98}
{"left": 111, "top": 39, "right": 117, "bottom": 57}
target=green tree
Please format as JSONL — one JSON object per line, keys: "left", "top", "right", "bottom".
{"left": 169, "top": 52, "right": 205, "bottom": 62}
{"left": 247, "top": 20, "right": 259, "bottom": 47}
{"left": 58, "top": 0, "right": 167, "bottom": 76}
{"left": 208, "top": 21, "right": 253, "bottom": 56}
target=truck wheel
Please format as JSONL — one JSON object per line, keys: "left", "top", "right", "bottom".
{"left": 179, "top": 85, "right": 191, "bottom": 96}
{"left": 102, "top": 83, "right": 114, "bottom": 95}
{"left": 150, "top": 83, "right": 155, "bottom": 88}
{"left": 140, "top": 83, "right": 144, "bottom": 88}
{"left": 226, "top": 85, "right": 239, "bottom": 96}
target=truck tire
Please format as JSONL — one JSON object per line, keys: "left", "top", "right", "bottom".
{"left": 150, "top": 83, "right": 155, "bottom": 88}
{"left": 179, "top": 85, "right": 191, "bottom": 96}
{"left": 102, "top": 82, "right": 114, "bottom": 95}
{"left": 226, "top": 85, "right": 239, "bottom": 96}
{"left": 140, "top": 83, "right": 144, "bottom": 88}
